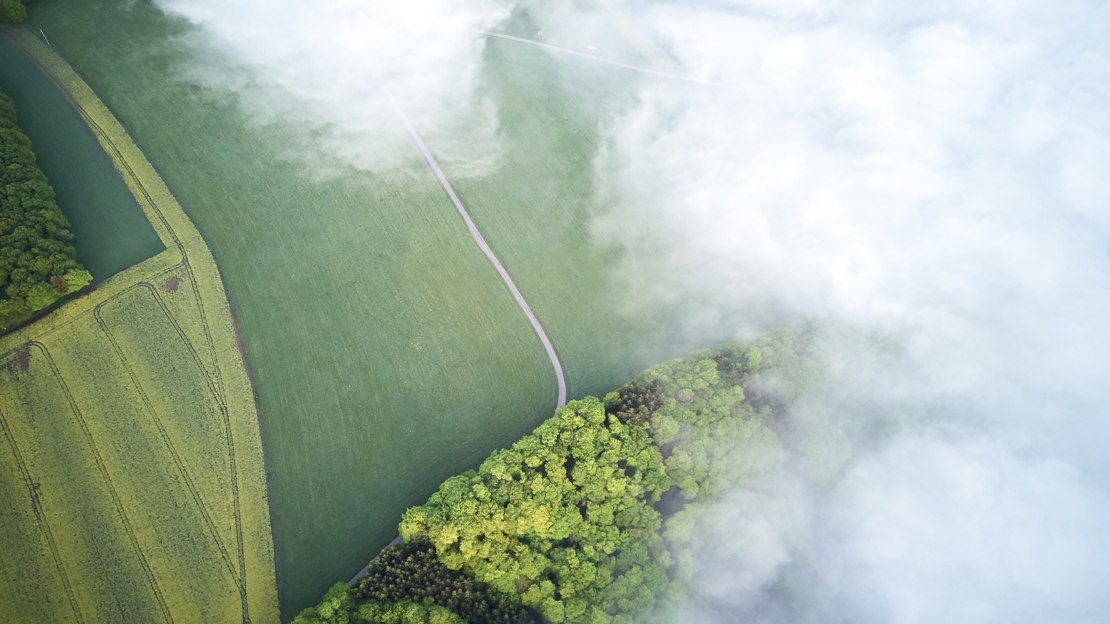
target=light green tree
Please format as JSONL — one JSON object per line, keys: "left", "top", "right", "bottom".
{"left": 401, "top": 397, "right": 672, "bottom": 622}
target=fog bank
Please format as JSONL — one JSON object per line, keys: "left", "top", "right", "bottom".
{"left": 153, "top": 0, "right": 513, "bottom": 176}
{"left": 583, "top": 1, "right": 1110, "bottom": 622}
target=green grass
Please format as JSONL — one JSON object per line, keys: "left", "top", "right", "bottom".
{"left": 0, "top": 34, "right": 163, "bottom": 280}
{"left": 21, "top": 1, "right": 738, "bottom": 618}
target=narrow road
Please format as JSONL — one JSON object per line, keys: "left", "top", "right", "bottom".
{"left": 381, "top": 86, "right": 568, "bottom": 409}
{"left": 347, "top": 91, "right": 570, "bottom": 587}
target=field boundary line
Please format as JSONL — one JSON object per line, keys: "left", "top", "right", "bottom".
{"left": 0, "top": 406, "right": 86, "bottom": 624}
{"left": 1, "top": 30, "right": 279, "bottom": 623}
{"left": 3, "top": 29, "right": 227, "bottom": 399}
{"left": 94, "top": 287, "right": 250, "bottom": 622}
{"left": 141, "top": 279, "right": 251, "bottom": 609}
{"left": 381, "top": 85, "right": 568, "bottom": 407}
{"left": 30, "top": 342, "right": 175, "bottom": 624}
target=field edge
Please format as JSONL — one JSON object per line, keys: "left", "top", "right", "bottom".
{"left": 0, "top": 28, "right": 281, "bottom": 624}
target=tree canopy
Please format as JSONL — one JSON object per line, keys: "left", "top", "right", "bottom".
{"left": 291, "top": 582, "right": 466, "bottom": 624}
{"left": 296, "top": 333, "right": 826, "bottom": 623}
{"left": 353, "top": 539, "right": 532, "bottom": 624}
{"left": 401, "top": 396, "right": 672, "bottom": 622}
{"left": 0, "top": 90, "right": 92, "bottom": 328}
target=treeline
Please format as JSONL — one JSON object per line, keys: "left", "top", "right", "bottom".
{"left": 294, "top": 539, "right": 536, "bottom": 624}
{"left": 0, "top": 0, "right": 37, "bottom": 23}
{"left": 295, "top": 332, "right": 822, "bottom": 623}
{"left": 0, "top": 90, "right": 91, "bottom": 328}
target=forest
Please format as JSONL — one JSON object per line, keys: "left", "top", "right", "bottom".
{"left": 293, "top": 331, "right": 826, "bottom": 623}
{"left": 0, "top": 89, "right": 91, "bottom": 328}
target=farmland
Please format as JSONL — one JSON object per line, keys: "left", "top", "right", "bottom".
{"left": 8, "top": 0, "right": 735, "bottom": 618}
{"left": 0, "top": 31, "right": 277, "bottom": 623}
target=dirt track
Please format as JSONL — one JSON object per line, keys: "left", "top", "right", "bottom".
{"left": 382, "top": 86, "right": 568, "bottom": 409}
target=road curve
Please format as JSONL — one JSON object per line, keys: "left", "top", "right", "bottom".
{"left": 381, "top": 86, "right": 568, "bottom": 409}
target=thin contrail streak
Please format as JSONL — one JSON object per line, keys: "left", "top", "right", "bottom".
{"left": 380, "top": 85, "right": 569, "bottom": 410}
{"left": 481, "top": 30, "right": 735, "bottom": 88}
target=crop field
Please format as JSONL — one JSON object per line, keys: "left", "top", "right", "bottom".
{"left": 0, "top": 32, "right": 277, "bottom": 624}
{"left": 18, "top": 0, "right": 732, "bottom": 618}
{"left": 0, "top": 36, "right": 163, "bottom": 280}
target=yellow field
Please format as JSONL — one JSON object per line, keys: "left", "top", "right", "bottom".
{"left": 0, "top": 32, "right": 278, "bottom": 624}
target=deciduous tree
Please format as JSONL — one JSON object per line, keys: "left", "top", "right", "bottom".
{"left": 0, "top": 91, "right": 92, "bottom": 328}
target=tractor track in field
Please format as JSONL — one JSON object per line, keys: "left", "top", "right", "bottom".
{"left": 382, "top": 86, "right": 568, "bottom": 408}
{"left": 94, "top": 282, "right": 252, "bottom": 623}
{"left": 31, "top": 342, "right": 175, "bottom": 623}
{"left": 0, "top": 405, "right": 87, "bottom": 624}
{"left": 3, "top": 32, "right": 272, "bottom": 623}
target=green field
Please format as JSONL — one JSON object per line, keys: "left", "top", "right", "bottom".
{"left": 0, "top": 30, "right": 279, "bottom": 622}
{"left": 0, "top": 288, "right": 263, "bottom": 623}
{"left": 0, "top": 35, "right": 163, "bottom": 280}
{"left": 1, "top": 32, "right": 277, "bottom": 617}
{"left": 17, "top": 1, "right": 734, "bottom": 617}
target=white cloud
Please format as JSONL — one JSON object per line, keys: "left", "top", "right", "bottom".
{"left": 154, "top": 0, "right": 513, "bottom": 176}
{"left": 593, "top": 0, "right": 1110, "bottom": 403}
{"left": 822, "top": 434, "right": 1110, "bottom": 623}
{"left": 582, "top": 0, "right": 1110, "bottom": 620}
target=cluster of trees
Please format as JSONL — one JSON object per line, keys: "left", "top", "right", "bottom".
{"left": 400, "top": 396, "right": 673, "bottom": 622}
{"left": 293, "top": 534, "right": 533, "bottom": 624}
{"left": 296, "top": 332, "right": 822, "bottom": 623}
{"left": 351, "top": 539, "right": 532, "bottom": 624}
{"left": 0, "top": 91, "right": 91, "bottom": 328}
{"left": 292, "top": 582, "right": 463, "bottom": 624}
{"left": 0, "top": 0, "right": 37, "bottom": 23}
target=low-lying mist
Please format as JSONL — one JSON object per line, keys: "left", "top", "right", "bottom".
{"left": 587, "top": 1, "right": 1110, "bottom": 622}
{"left": 153, "top": 0, "right": 513, "bottom": 177}
{"left": 153, "top": 0, "right": 1110, "bottom": 621}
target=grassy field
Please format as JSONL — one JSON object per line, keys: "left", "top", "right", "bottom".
{"left": 20, "top": 1, "right": 734, "bottom": 618}
{"left": 0, "top": 31, "right": 278, "bottom": 623}
{"left": 0, "top": 36, "right": 163, "bottom": 280}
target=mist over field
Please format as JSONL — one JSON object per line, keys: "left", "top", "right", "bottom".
{"left": 153, "top": 0, "right": 512, "bottom": 177}
{"left": 152, "top": 0, "right": 1110, "bottom": 622}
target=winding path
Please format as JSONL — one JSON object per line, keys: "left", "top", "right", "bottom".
{"left": 346, "top": 92, "right": 570, "bottom": 587}
{"left": 381, "top": 86, "right": 568, "bottom": 408}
